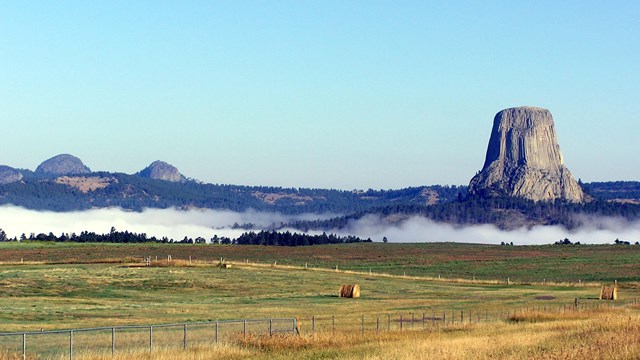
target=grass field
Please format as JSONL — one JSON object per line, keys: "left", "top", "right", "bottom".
{"left": 0, "top": 242, "right": 639, "bottom": 359}
{"left": 2, "top": 241, "right": 640, "bottom": 282}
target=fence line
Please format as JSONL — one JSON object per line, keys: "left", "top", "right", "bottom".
{"left": 0, "top": 256, "right": 620, "bottom": 287}
{"left": 1, "top": 298, "right": 636, "bottom": 359}
{"left": 0, "top": 318, "right": 297, "bottom": 360}
{"left": 300, "top": 298, "right": 638, "bottom": 336}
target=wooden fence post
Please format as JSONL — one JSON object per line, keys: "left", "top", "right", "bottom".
{"left": 183, "top": 324, "right": 187, "bottom": 350}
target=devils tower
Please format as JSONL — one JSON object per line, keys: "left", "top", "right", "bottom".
{"left": 468, "top": 106, "right": 586, "bottom": 203}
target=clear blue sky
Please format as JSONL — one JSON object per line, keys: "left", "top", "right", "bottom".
{"left": 1, "top": 1, "right": 638, "bottom": 189}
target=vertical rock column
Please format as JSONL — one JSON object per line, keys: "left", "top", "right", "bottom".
{"left": 468, "top": 106, "right": 585, "bottom": 203}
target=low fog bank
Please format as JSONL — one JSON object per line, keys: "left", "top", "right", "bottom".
{"left": 1, "top": 205, "right": 638, "bottom": 245}
{"left": 331, "top": 215, "right": 640, "bottom": 245}
{"left": 0, "top": 205, "right": 334, "bottom": 241}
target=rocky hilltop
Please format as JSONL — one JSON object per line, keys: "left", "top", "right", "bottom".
{"left": 0, "top": 165, "right": 23, "bottom": 184}
{"left": 136, "top": 160, "right": 184, "bottom": 182}
{"left": 468, "top": 106, "right": 586, "bottom": 203}
{"left": 35, "top": 154, "right": 91, "bottom": 176}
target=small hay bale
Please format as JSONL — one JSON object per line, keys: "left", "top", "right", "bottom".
{"left": 599, "top": 286, "right": 617, "bottom": 300}
{"left": 339, "top": 284, "right": 361, "bottom": 298}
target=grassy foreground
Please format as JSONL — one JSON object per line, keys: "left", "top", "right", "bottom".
{"left": 1, "top": 242, "right": 639, "bottom": 359}
{"left": 9, "top": 308, "right": 639, "bottom": 360}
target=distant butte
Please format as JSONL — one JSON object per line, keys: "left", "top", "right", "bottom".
{"left": 136, "top": 160, "right": 185, "bottom": 182}
{"left": 0, "top": 165, "right": 23, "bottom": 184}
{"left": 35, "top": 154, "right": 91, "bottom": 176}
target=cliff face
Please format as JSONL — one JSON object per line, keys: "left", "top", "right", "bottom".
{"left": 468, "top": 107, "right": 586, "bottom": 203}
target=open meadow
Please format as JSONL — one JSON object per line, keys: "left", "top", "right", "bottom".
{"left": 1, "top": 242, "right": 639, "bottom": 359}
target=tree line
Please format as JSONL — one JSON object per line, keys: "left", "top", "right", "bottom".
{"left": 286, "top": 195, "right": 640, "bottom": 231}
{"left": 0, "top": 227, "right": 368, "bottom": 246}
{"left": 0, "top": 172, "right": 463, "bottom": 214}
{"left": 235, "top": 231, "right": 371, "bottom": 246}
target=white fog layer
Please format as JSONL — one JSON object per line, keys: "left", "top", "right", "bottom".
{"left": 0, "top": 205, "right": 638, "bottom": 245}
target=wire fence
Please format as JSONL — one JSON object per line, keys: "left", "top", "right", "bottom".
{"left": 1, "top": 298, "right": 636, "bottom": 359}
{"left": 300, "top": 297, "right": 638, "bottom": 336}
{"left": 0, "top": 318, "right": 296, "bottom": 360}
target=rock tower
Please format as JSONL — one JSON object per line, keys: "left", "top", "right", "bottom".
{"left": 468, "top": 106, "right": 586, "bottom": 203}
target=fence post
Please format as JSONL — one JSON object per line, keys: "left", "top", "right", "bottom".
{"left": 422, "top": 313, "right": 425, "bottom": 329}
{"left": 387, "top": 314, "right": 390, "bottom": 332}
{"left": 22, "top": 333, "right": 26, "bottom": 360}
{"left": 332, "top": 315, "right": 335, "bottom": 333}
{"left": 150, "top": 326, "right": 153, "bottom": 352}
{"left": 69, "top": 330, "right": 73, "bottom": 360}
{"left": 411, "top": 313, "right": 415, "bottom": 329}
{"left": 269, "top": 319, "right": 273, "bottom": 336}
{"left": 376, "top": 316, "right": 380, "bottom": 335}
{"left": 215, "top": 321, "right": 219, "bottom": 344}
{"left": 361, "top": 315, "right": 364, "bottom": 336}
{"left": 432, "top": 309, "right": 435, "bottom": 326}
{"left": 112, "top": 327, "right": 116, "bottom": 355}
{"left": 243, "top": 320, "right": 247, "bottom": 337}
{"left": 183, "top": 324, "right": 187, "bottom": 350}
{"left": 400, "top": 315, "right": 403, "bottom": 331}
{"left": 312, "top": 316, "right": 315, "bottom": 335}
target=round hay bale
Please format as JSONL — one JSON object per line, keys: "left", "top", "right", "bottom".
{"left": 339, "top": 284, "right": 361, "bottom": 298}
{"left": 599, "top": 286, "right": 617, "bottom": 300}
{"left": 351, "top": 284, "right": 360, "bottom": 298}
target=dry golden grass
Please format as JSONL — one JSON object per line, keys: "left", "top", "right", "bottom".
{"left": 17, "top": 308, "right": 637, "bottom": 360}
{"left": 352, "top": 309, "right": 640, "bottom": 360}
